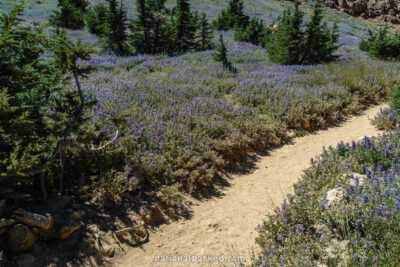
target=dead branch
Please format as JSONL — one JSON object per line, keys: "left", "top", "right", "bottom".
{"left": 69, "top": 130, "right": 119, "bottom": 153}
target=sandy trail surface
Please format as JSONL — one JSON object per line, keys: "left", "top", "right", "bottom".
{"left": 115, "top": 104, "right": 386, "bottom": 267}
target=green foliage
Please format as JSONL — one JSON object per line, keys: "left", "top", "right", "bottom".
{"left": 215, "top": 0, "right": 249, "bottom": 31}
{"left": 0, "top": 3, "right": 94, "bottom": 185}
{"left": 130, "top": 0, "right": 208, "bottom": 55}
{"left": 234, "top": 18, "right": 270, "bottom": 46}
{"left": 214, "top": 33, "right": 237, "bottom": 73}
{"left": 50, "top": 0, "right": 88, "bottom": 30}
{"left": 266, "top": 1, "right": 304, "bottom": 65}
{"left": 129, "top": 0, "right": 173, "bottom": 54}
{"left": 301, "top": 1, "right": 339, "bottom": 64}
{"left": 265, "top": 1, "right": 338, "bottom": 65}
{"left": 389, "top": 84, "right": 400, "bottom": 112}
{"left": 360, "top": 26, "right": 400, "bottom": 60}
{"left": 197, "top": 12, "right": 214, "bottom": 50}
{"left": 105, "top": 0, "right": 129, "bottom": 55}
{"left": 172, "top": 0, "right": 198, "bottom": 53}
{"left": 86, "top": 2, "right": 109, "bottom": 37}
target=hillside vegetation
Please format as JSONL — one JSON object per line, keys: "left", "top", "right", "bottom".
{"left": 1, "top": 0, "right": 400, "bottom": 266}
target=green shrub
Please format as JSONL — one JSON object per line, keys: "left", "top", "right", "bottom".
{"left": 389, "top": 84, "right": 400, "bottom": 112}
{"left": 360, "top": 26, "right": 400, "bottom": 60}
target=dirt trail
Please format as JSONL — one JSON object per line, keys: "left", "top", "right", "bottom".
{"left": 115, "top": 104, "right": 386, "bottom": 267}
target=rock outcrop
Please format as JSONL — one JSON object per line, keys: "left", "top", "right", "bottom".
{"left": 293, "top": 0, "right": 400, "bottom": 24}
{"left": 325, "top": 0, "right": 400, "bottom": 24}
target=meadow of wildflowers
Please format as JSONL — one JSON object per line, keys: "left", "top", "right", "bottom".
{"left": 1, "top": 0, "right": 399, "bottom": 194}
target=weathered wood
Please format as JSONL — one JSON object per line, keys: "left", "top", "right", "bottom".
{"left": 114, "top": 224, "right": 146, "bottom": 237}
{"left": 12, "top": 209, "right": 54, "bottom": 231}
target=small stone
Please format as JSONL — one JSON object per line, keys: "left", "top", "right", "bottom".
{"left": 312, "top": 223, "right": 333, "bottom": 241}
{"left": 326, "top": 188, "right": 346, "bottom": 207}
{"left": 17, "top": 253, "right": 35, "bottom": 267}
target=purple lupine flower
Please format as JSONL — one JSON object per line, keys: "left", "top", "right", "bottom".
{"left": 295, "top": 224, "right": 303, "bottom": 234}
{"left": 366, "top": 241, "right": 371, "bottom": 251}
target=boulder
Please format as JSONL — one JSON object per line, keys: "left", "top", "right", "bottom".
{"left": 8, "top": 224, "right": 37, "bottom": 252}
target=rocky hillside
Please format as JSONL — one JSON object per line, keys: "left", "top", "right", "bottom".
{"left": 326, "top": 0, "right": 400, "bottom": 24}
{"left": 292, "top": 0, "right": 400, "bottom": 25}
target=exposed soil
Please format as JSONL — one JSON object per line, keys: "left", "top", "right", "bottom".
{"left": 114, "top": 104, "right": 386, "bottom": 267}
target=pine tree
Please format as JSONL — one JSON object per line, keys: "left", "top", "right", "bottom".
{"left": 234, "top": 18, "right": 269, "bottom": 46}
{"left": 0, "top": 4, "right": 94, "bottom": 184}
{"left": 360, "top": 26, "right": 400, "bottom": 60}
{"left": 86, "top": 2, "right": 109, "bottom": 36}
{"left": 266, "top": 0, "right": 304, "bottom": 64}
{"left": 50, "top": 0, "right": 88, "bottom": 29}
{"left": 228, "top": 0, "right": 248, "bottom": 28}
{"left": 214, "top": 34, "right": 237, "bottom": 73}
{"left": 215, "top": 0, "right": 249, "bottom": 31}
{"left": 173, "top": 0, "right": 198, "bottom": 53}
{"left": 197, "top": 13, "right": 214, "bottom": 50}
{"left": 130, "top": 0, "right": 173, "bottom": 54}
{"left": 106, "top": 0, "right": 128, "bottom": 54}
{"left": 300, "top": 0, "right": 338, "bottom": 64}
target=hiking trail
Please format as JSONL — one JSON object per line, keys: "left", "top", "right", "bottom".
{"left": 115, "top": 104, "right": 386, "bottom": 267}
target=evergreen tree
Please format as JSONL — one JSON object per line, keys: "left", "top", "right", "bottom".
{"left": 106, "top": 0, "right": 128, "bottom": 55}
{"left": 86, "top": 2, "right": 109, "bottom": 37}
{"left": 266, "top": 1, "right": 304, "bottom": 65}
{"left": 0, "top": 3, "right": 94, "bottom": 184}
{"left": 214, "top": 34, "right": 237, "bottom": 73}
{"left": 235, "top": 18, "right": 270, "bottom": 46}
{"left": 265, "top": 1, "right": 338, "bottom": 65}
{"left": 359, "top": 26, "right": 400, "bottom": 60}
{"left": 300, "top": 0, "right": 338, "bottom": 64}
{"left": 50, "top": 0, "right": 88, "bottom": 29}
{"left": 130, "top": 0, "right": 173, "bottom": 54}
{"left": 197, "top": 13, "right": 214, "bottom": 50}
{"left": 215, "top": 0, "right": 249, "bottom": 31}
{"left": 173, "top": 0, "right": 198, "bottom": 52}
